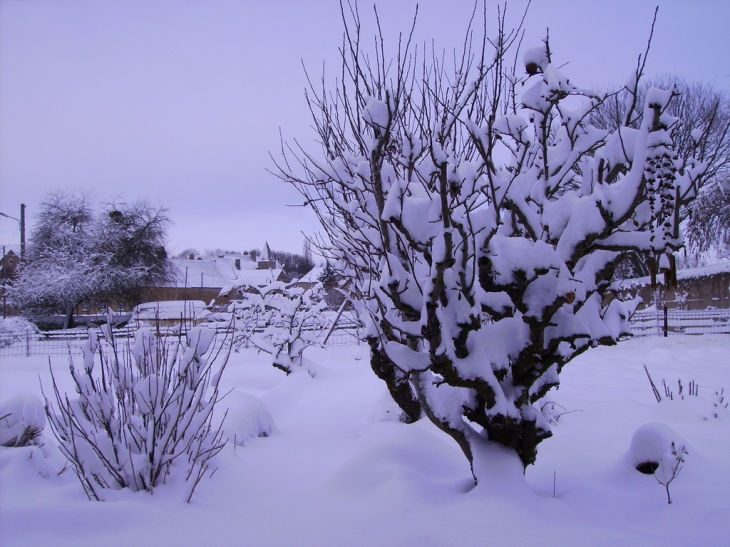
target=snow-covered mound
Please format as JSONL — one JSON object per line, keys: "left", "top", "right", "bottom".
{"left": 0, "top": 393, "right": 46, "bottom": 447}
{"left": 0, "top": 317, "right": 40, "bottom": 348}
{"left": 223, "top": 391, "right": 276, "bottom": 446}
{"left": 629, "top": 422, "right": 687, "bottom": 474}
{"left": 0, "top": 337, "right": 728, "bottom": 546}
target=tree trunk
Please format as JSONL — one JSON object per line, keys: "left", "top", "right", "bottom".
{"left": 480, "top": 415, "right": 550, "bottom": 469}
{"left": 63, "top": 304, "right": 75, "bottom": 330}
{"left": 368, "top": 340, "right": 422, "bottom": 423}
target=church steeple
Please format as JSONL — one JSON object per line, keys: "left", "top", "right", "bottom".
{"left": 257, "top": 242, "right": 277, "bottom": 270}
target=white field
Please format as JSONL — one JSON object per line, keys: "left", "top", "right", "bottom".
{"left": 1, "top": 334, "right": 729, "bottom": 546}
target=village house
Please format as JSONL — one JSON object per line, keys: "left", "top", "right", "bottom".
{"left": 288, "top": 264, "right": 353, "bottom": 310}
{"left": 75, "top": 243, "right": 285, "bottom": 318}
{"left": 138, "top": 243, "right": 285, "bottom": 309}
{"left": 289, "top": 266, "right": 325, "bottom": 291}
{"left": 0, "top": 249, "right": 20, "bottom": 282}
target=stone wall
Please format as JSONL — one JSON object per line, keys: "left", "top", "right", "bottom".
{"left": 616, "top": 263, "right": 730, "bottom": 310}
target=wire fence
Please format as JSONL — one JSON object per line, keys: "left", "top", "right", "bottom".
{"left": 629, "top": 308, "right": 730, "bottom": 337}
{"left": 0, "top": 327, "right": 137, "bottom": 358}
{"left": 6, "top": 307, "right": 724, "bottom": 358}
{"left": 0, "top": 324, "right": 364, "bottom": 358}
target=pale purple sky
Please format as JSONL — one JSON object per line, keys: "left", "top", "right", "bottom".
{"left": 1, "top": 0, "right": 728, "bottom": 255}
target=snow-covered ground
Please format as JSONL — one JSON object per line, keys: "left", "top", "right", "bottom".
{"left": 1, "top": 335, "right": 729, "bottom": 546}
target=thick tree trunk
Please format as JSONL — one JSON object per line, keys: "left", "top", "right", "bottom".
{"left": 368, "top": 339, "right": 422, "bottom": 423}
{"left": 411, "top": 372, "right": 477, "bottom": 482}
{"left": 63, "top": 304, "right": 75, "bottom": 330}
{"left": 480, "top": 415, "right": 551, "bottom": 469}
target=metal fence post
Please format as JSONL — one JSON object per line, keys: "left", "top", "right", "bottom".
{"left": 26, "top": 330, "right": 30, "bottom": 357}
{"left": 663, "top": 305, "right": 668, "bottom": 337}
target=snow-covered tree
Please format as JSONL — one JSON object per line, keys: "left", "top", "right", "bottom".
{"left": 94, "top": 200, "right": 174, "bottom": 304}
{"left": 317, "top": 262, "right": 339, "bottom": 286}
{"left": 683, "top": 177, "right": 730, "bottom": 263}
{"left": 274, "top": 4, "right": 707, "bottom": 481}
{"left": 11, "top": 192, "right": 173, "bottom": 328}
{"left": 231, "top": 282, "right": 327, "bottom": 374}
{"left": 11, "top": 192, "right": 96, "bottom": 327}
{"left": 590, "top": 74, "right": 730, "bottom": 270}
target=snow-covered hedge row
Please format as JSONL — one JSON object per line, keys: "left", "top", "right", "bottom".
{"left": 0, "top": 317, "right": 40, "bottom": 348}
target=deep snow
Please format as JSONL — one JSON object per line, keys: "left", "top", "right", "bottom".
{"left": 1, "top": 335, "right": 729, "bottom": 546}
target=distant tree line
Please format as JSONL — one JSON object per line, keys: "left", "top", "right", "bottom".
{"left": 273, "top": 250, "right": 315, "bottom": 282}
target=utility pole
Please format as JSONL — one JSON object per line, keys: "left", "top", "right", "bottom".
{"left": 2, "top": 245, "right": 6, "bottom": 318}
{"left": 20, "top": 204, "right": 25, "bottom": 260}
{"left": 0, "top": 205, "right": 24, "bottom": 260}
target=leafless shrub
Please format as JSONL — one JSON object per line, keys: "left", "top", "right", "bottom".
{"left": 44, "top": 324, "right": 230, "bottom": 502}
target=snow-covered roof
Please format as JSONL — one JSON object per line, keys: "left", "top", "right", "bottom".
{"left": 296, "top": 266, "right": 324, "bottom": 284}
{"left": 132, "top": 300, "right": 207, "bottom": 320}
{"left": 169, "top": 258, "right": 240, "bottom": 288}
{"left": 1, "top": 245, "right": 20, "bottom": 256}
{"left": 220, "top": 268, "right": 284, "bottom": 296}
{"left": 165, "top": 253, "right": 283, "bottom": 291}
{"left": 236, "top": 268, "right": 283, "bottom": 285}
{"left": 261, "top": 242, "right": 273, "bottom": 261}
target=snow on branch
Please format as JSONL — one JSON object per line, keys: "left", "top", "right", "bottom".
{"left": 273, "top": 1, "right": 708, "bottom": 481}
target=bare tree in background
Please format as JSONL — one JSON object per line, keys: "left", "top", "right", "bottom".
{"left": 590, "top": 75, "right": 730, "bottom": 272}
{"left": 12, "top": 192, "right": 173, "bottom": 328}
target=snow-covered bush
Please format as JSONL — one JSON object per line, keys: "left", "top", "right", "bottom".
{"left": 629, "top": 422, "right": 685, "bottom": 473}
{"left": 44, "top": 324, "right": 230, "bottom": 502}
{"left": 629, "top": 422, "right": 688, "bottom": 504}
{"left": 0, "top": 317, "right": 40, "bottom": 348}
{"left": 0, "top": 394, "right": 46, "bottom": 447}
{"left": 275, "top": 5, "right": 708, "bottom": 482}
{"left": 231, "top": 282, "right": 327, "bottom": 374}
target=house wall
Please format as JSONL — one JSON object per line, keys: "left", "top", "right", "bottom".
{"left": 139, "top": 287, "right": 237, "bottom": 307}
{"left": 619, "top": 270, "right": 730, "bottom": 310}
{"left": 1, "top": 251, "right": 20, "bottom": 280}
{"left": 73, "top": 286, "right": 238, "bottom": 317}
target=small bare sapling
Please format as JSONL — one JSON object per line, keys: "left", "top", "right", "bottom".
{"left": 654, "top": 442, "right": 688, "bottom": 505}
{"left": 540, "top": 401, "right": 581, "bottom": 425}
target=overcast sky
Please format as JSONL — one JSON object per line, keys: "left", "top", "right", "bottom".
{"left": 1, "top": 0, "right": 728, "bottom": 256}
